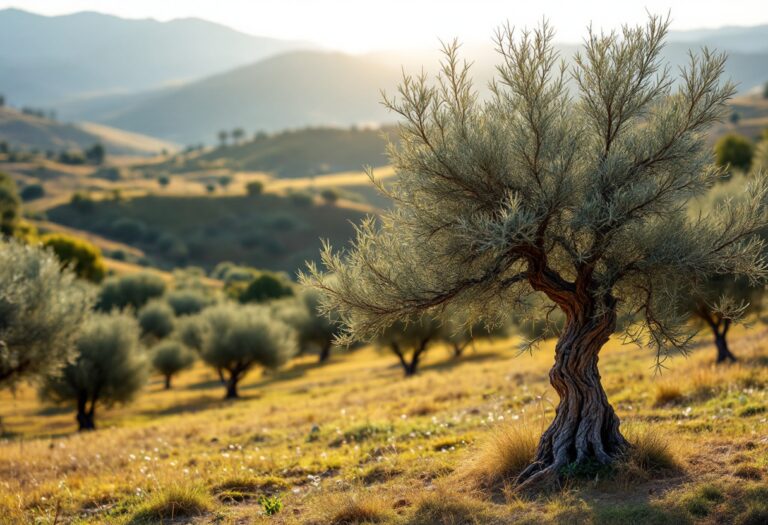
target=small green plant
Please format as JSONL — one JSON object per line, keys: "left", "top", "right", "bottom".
{"left": 259, "top": 494, "right": 283, "bottom": 516}
{"left": 560, "top": 458, "right": 615, "bottom": 481}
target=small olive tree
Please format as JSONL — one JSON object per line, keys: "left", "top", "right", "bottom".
{"left": 97, "top": 272, "right": 166, "bottom": 311}
{"left": 151, "top": 340, "right": 195, "bottom": 389}
{"left": 375, "top": 316, "right": 443, "bottom": 376}
{"left": 0, "top": 171, "right": 20, "bottom": 236}
{"left": 197, "top": 304, "right": 297, "bottom": 398}
{"left": 304, "top": 17, "right": 768, "bottom": 487}
{"left": 274, "top": 288, "right": 342, "bottom": 362}
{"left": 40, "top": 312, "right": 146, "bottom": 431}
{"left": 1, "top": 240, "right": 92, "bottom": 390}
{"left": 165, "top": 289, "right": 212, "bottom": 316}
{"left": 138, "top": 299, "right": 176, "bottom": 341}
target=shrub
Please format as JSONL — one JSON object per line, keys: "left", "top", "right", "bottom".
{"left": 150, "top": 340, "right": 195, "bottom": 389}
{"left": 165, "top": 289, "right": 212, "bottom": 316}
{"left": 138, "top": 300, "right": 175, "bottom": 340}
{"left": 714, "top": 133, "right": 754, "bottom": 172}
{"left": 288, "top": 191, "right": 313, "bottom": 207}
{"left": 238, "top": 272, "right": 294, "bottom": 304}
{"left": 40, "top": 312, "right": 146, "bottom": 430}
{"left": 196, "top": 303, "right": 297, "bottom": 398}
{"left": 70, "top": 191, "right": 94, "bottom": 212}
{"left": 20, "top": 183, "right": 44, "bottom": 201}
{"left": 0, "top": 240, "right": 92, "bottom": 389}
{"left": 97, "top": 272, "right": 166, "bottom": 311}
{"left": 41, "top": 233, "right": 107, "bottom": 282}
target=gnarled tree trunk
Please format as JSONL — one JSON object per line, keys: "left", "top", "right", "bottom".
{"left": 164, "top": 375, "right": 172, "bottom": 390}
{"left": 516, "top": 307, "right": 627, "bottom": 489}
{"left": 224, "top": 374, "right": 239, "bottom": 399}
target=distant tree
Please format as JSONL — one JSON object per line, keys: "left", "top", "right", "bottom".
{"left": 715, "top": 134, "right": 754, "bottom": 172}
{"left": 196, "top": 304, "right": 297, "bottom": 398}
{"left": 246, "top": 180, "right": 264, "bottom": 196}
{"left": 206, "top": 183, "right": 216, "bottom": 194}
{"left": 303, "top": 17, "right": 768, "bottom": 486}
{"left": 320, "top": 188, "right": 339, "bottom": 205}
{"left": 158, "top": 175, "right": 170, "bottom": 187}
{"left": 42, "top": 233, "right": 107, "bottom": 282}
{"left": 232, "top": 128, "right": 245, "bottom": 145}
{"left": 375, "top": 317, "right": 443, "bottom": 376}
{"left": 40, "top": 313, "right": 146, "bottom": 431}
{"left": 59, "top": 150, "right": 86, "bottom": 165}
{"left": 70, "top": 191, "right": 94, "bottom": 212}
{"left": 0, "top": 172, "right": 21, "bottom": 236}
{"left": 218, "top": 130, "right": 229, "bottom": 147}
{"left": 443, "top": 320, "right": 506, "bottom": 359}
{"left": 110, "top": 218, "right": 147, "bottom": 242}
{"left": 0, "top": 240, "right": 92, "bottom": 390}
{"left": 0, "top": 142, "right": 7, "bottom": 154}
{"left": 274, "top": 288, "right": 341, "bottom": 362}
{"left": 729, "top": 112, "right": 740, "bottom": 125}
{"left": 165, "top": 289, "right": 212, "bottom": 316}
{"left": 238, "top": 272, "right": 294, "bottom": 304}
{"left": 85, "top": 144, "right": 105, "bottom": 165}
{"left": 764, "top": 82, "right": 768, "bottom": 99}
{"left": 0, "top": 94, "right": 4, "bottom": 107}
{"left": 97, "top": 272, "right": 166, "bottom": 311}
{"left": 20, "top": 183, "right": 44, "bottom": 201}
{"left": 138, "top": 300, "right": 175, "bottom": 341}
{"left": 218, "top": 175, "right": 232, "bottom": 189}
{"left": 150, "top": 340, "right": 195, "bottom": 389}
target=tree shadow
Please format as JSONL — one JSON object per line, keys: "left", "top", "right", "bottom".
{"left": 239, "top": 360, "right": 316, "bottom": 391}
{"left": 419, "top": 351, "right": 505, "bottom": 374}
{"left": 139, "top": 394, "right": 230, "bottom": 417}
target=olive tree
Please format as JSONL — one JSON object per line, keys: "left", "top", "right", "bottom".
{"left": 0, "top": 240, "right": 92, "bottom": 389}
{"left": 375, "top": 316, "right": 443, "bottom": 376}
{"left": 151, "top": 340, "right": 195, "bottom": 389}
{"left": 197, "top": 304, "right": 297, "bottom": 398}
{"left": 274, "top": 288, "right": 341, "bottom": 362}
{"left": 40, "top": 313, "right": 146, "bottom": 431}
{"left": 42, "top": 233, "right": 107, "bottom": 283}
{"left": 304, "top": 17, "right": 768, "bottom": 487}
{"left": 97, "top": 272, "right": 166, "bottom": 311}
{"left": 0, "top": 171, "right": 20, "bottom": 236}
{"left": 138, "top": 299, "right": 175, "bottom": 341}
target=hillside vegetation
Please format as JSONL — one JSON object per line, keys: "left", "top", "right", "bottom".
{"left": 46, "top": 193, "right": 368, "bottom": 274}
{"left": 1, "top": 326, "right": 766, "bottom": 524}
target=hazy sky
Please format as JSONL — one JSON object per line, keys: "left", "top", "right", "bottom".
{"left": 3, "top": 0, "right": 768, "bottom": 52}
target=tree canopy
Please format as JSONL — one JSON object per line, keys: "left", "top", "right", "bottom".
{"left": 42, "top": 233, "right": 107, "bottom": 283}
{"left": 40, "top": 312, "right": 146, "bottom": 430}
{"left": 0, "top": 240, "right": 92, "bottom": 390}
{"left": 196, "top": 303, "right": 297, "bottom": 398}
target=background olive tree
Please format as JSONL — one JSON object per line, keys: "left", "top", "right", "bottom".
{"left": 138, "top": 299, "right": 175, "bottom": 341}
{"left": 304, "top": 17, "right": 768, "bottom": 488}
{"left": 0, "top": 240, "right": 91, "bottom": 390}
{"left": 97, "top": 272, "right": 166, "bottom": 311}
{"left": 196, "top": 303, "right": 297, "bottom": 398}
{"left": 375, "top": 316, "right": 443, "bottom": 376}
{"left": 150, "top": 340, "right": 195, "bottom": 389}
{"left": 274, "top": 288, "right": 342, "bottom": 362}
{"left": 40, "top": 312, "right": 146, "bottom": 431}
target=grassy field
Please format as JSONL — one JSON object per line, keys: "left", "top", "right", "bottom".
{"left": 1, "top": 324, "right": 766, "bottom": 524}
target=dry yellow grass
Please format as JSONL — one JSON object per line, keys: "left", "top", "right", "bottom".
{"left": 1, "top": 325, "right": 767, "bottom": 524}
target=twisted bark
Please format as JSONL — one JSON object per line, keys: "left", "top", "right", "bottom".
{"left": 516, "top": 307, "right": 628, "bottom": 489}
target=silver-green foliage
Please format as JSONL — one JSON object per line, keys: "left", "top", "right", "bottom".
{"left": 303, "top": 16, "right": 768, "bottom": 364}
{"left": 0, "top": 240, "right": 92, "bottom": 389}
{"left": 151, "top": 340, "right": 195, "bottom": 383}
{"left": 197, "top": 303, "right": 297, "bottom": 376}
{"left": 273, "top": 287, "right": 340, "bottom": 356}
{"left": 138, "top": 299, "right": 175, "bottom": 340}
{"left": 40, "top": 312, "right": 147, "bottom": 410}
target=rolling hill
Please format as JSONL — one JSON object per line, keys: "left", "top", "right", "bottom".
{"left": 45, "top": 193, "right": 369, "bottom": 274}
{"left": 0, "top": 8, "right": 311, "bottom": 106}
{"left": 78, "top": 44, "right": 768, "bottom": 144}
{"left": 162, "top": 126, "right": 396, "bottom": 177}
{"left": 91, "top": 51, "right": 399, "bottom": 144}
{"left": 0, "top": 106, "right": 176, "bottom": 155}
